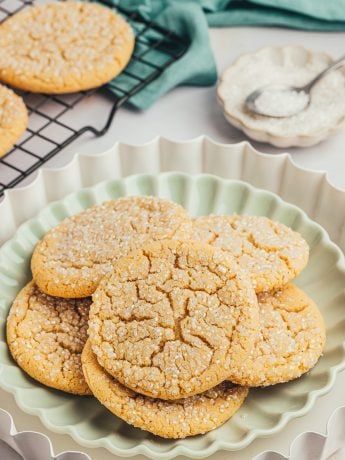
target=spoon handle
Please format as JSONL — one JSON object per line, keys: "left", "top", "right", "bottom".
{"left": 302, "top": 54, "right": 345, "bottom": 92}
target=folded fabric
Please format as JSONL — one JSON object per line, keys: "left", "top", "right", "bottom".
{"left": 206, "top": 0, "right": 345, "bottom": 29}
{"left": 105, "top": 0, "right": 217, "bottom": 110}
{"left": 96, "top": 0, "right": 345, "bottom": 109}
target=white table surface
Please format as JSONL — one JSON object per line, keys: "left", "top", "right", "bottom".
{"left": 1, "top": 25, "right": 345, "bottom": 460}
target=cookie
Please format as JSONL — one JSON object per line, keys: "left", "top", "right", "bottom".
{"left": 31, "top": 196, "right": 193, "bottom": 298}
{"left": 0, "top": 2, "right": 134, "bottom": 93}
{"left": 191, "top": 215, "right": 309, "bottom": 293}
{"left": 88, "top": 239, "right": 259, "bottom": 400}
{"left": 7, "top": 281, "right": 91, "bottom": 395}
{"left": 0, "top": 84, "right": 27, "bottom": 157}
{"left": 227, "top": 284, "right": 326, "bottom": 386}
{"left": 82, "top": 340, "right": 248, "bottom": 439}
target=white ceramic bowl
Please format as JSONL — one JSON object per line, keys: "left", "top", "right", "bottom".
{"left": 217, "top": 46, "right": 345, "bottom": 148}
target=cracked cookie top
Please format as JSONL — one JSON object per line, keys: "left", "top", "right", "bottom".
{"left": 191, "top": 215, "right": 309, "bottom": 293}
{"left": 81, "top": 340, "right": 249, "bottom": 439}
{"left": 89, "top": 239, "right": 259, "bottom": 400}
{"left": 0, "top": 84, "right": 27, "bottom": 157}
{"left": 31, "top": 196, "right": 193, "bottom": 298}
{"left": 0, "top": 2, "right": 134, "bottom": 93}
{"left": 227, "top": 284, "right": 326, "bottom": 386}
{"left": 7, "top": 281, "right": 91, "bottom": 395}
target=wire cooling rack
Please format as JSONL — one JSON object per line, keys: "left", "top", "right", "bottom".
{"left": 0, "top": 0, "right": 189, "bottom": 196}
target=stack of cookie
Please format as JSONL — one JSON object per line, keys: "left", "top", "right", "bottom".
{"left": 7, "top": 196, "right": 325, "bottom": 439}
{"left": 0, "top": 1, "right": 135, "bottom": 156}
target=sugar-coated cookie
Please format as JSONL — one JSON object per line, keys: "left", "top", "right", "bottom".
{"left": 0, "top": 2, "right": 134, "bottom": 93}
{"left": 0, "top": 84, "right": 27, "bottom": 157}
{"left": 7, "top": 281, "right": 91, "bottom": 395}
{"left": 82, "top": 341, "right": 248, "bottom": 439}
{"left": 31, "top": 196, "right": 193, "bottom": 298}
{"left": 192, "top": 215, "right": 309, "bottom": 293}
{"left": 227, "top": 284, "right": 326, "bottom": 386}
{"left": 89, "top": 239, "right": 259, "bottom": 400}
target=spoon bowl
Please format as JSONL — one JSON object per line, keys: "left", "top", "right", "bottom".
{"left": 245, "top": 84, "right": 310, "bottom": 118}
{"left": 245, "top": 53, "right": 345, "bottom": 118}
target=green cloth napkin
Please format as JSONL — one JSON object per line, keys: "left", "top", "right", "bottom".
{"left": 206, "top": 0, "right": 345, "bottom": 29}
{"left": 105, "top": 0, "right": 217, "bottom": 110}
{"left": 97, "top": 0, "right": 345, "bottom": 109}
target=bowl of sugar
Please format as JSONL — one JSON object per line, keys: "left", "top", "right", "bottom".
{"left": 217, "top": 45, "right": 345, "bottom": 147}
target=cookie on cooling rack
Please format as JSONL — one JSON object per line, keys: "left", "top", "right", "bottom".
{"left": 0, "top": 2, "right": 135, "bottom": 93}
{"left": 0, "top": 84, "right": 27, "bottom": 157}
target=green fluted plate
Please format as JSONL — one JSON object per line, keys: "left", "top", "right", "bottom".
{"left": 0, "top": 173, "right": 344, "bottom": 459}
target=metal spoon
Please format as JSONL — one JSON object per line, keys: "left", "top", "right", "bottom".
{"left": 245, "top": 53, "right": 345, "bottom": 118}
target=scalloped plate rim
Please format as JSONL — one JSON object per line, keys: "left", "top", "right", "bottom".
{"left": 253, "top": 405, "right": 345, "bottom": 460}
{"left": 2, "top": 170, "right": 345, "bottom": 249}
{"left": 3, "top": 136, "right": 345, "bottom": 202}
{"left": 1, "top": 367, "right": 343, "bottom": 459}
{"left": 0, "top": 408, "right": 91, "bottom": 460}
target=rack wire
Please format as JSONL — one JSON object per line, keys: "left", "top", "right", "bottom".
{"left": 0, "top": 0, "right": 189, "bottom": 196}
